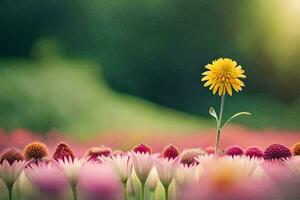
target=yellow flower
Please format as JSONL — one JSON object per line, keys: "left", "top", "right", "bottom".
{"left": 201, "top": 58, "right": 246, "bottom": 96}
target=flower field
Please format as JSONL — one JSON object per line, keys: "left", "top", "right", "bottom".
{"left": 0, "top": 127, "right": 300, "bottom": 200}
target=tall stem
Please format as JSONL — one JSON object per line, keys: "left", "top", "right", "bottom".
{"left": 123, "top": 181, "right": 128, "bottom": 200}
{"left": 164, "top": 185, "right": 169, "bottom": 200}
{"left": 140, "top": 181, "right": 145, "bottom": 200}
{"left": 71, "top": 185, "right": 77, "bottom": 200}
{"left": 215, "top": 95, "right": 225, "bottom": 159}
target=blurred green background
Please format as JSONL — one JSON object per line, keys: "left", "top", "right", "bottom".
{"left": 0, "top": 0, "right": 300, "bottom": 136}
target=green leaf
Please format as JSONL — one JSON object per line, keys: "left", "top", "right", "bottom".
{"left": 209, "top": 107, "right": 219, "bottom": 124}
{"left": 221, "top": 112, "right": 251, "bottom": 128}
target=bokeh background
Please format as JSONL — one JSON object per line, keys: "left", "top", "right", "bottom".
{"left": 1, "top": 0, "right": 300, "bottom": 145}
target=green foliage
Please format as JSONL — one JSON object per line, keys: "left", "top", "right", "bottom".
{"left": 0, "top": 58, "right": 211, "bottom": 137}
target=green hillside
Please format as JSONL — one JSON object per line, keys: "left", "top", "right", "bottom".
{"left": 0, "top": 57, "right": 211, "bottom": 139}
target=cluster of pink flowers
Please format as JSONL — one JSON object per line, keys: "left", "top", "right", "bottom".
{"left": 0, "top": 142, "right": 300, "bottom": 200}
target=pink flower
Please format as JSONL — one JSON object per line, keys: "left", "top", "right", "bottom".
{"left": 225, "top": 146, "right": 244, "bottom": 157}
{"left": 286, "top": 156, "right": 300, "bottom": 175}
{"left": 162, "top": 144, "right": 180, "bottom": 160}
{"left": 155, "top": 157, "right": 179, "bottom": 186}
{"left": 264, "top": 143, "right": 291, "bottom": 161}
{"left": 245, "top": 147, "right": 264, "bottom": 159}
{"left": 175, "top": 163, "right": 199, "bottom": 187}
{"left": 85, "top": 146, "right": 112, "bottom": 162}
{"left": 180, "top": 157, "right": 271, "bottom": 200}
{"left": 0, "top": 160, "right": 25, "bottom": 189}
{"left": 132, "top": 143, "right": 152, "bottom": 154}
{"left": 56, "top": 157, "right": 86, "bottom": 187}
{"left": 52, "top": 142, "right": 75, "bottom": 161}
{"left": 130, "top": 151, "right": 153, "bottom": 182}
{"left": 25, "top": 162, "right": 68, "bottom": 197}
{"left": 78, "top": 163, "right": 123, "bottom": 200}
{"left": 101, "top": 154, "right": 133, "bottom": 184}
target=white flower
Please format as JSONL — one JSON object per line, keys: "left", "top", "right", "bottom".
{"left": 146, "top": 168, "right": 159, "bottom": 192}
{"left": 195, "top": 154, "right": 214, "bottom": 171}
{"left": 225, "top": 156, "right": 261, "bottom": 178}
{"left": 101, "top": 154, "right": 133, "bottom": 184}
{"left": 155, "top": 157, "right": 179, "bottom": 186}
{"left": 56, "top": 157, "right": 86, "bottom": 187}
{"left": 197, "top": 155, "right": 260, "bottom": 178}
{"left": 175, "top": 163, "right": 198, "bottom": 186}
{"left": 130, "top": 151, "right": 153, "bottom": 182}
{"left": 0, "top": 160, "right": 25, "bottom": 188}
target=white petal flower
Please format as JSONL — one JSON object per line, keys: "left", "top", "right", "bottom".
{"left": 175, "top": 163, "right": 198, "bottom": 187}
{"left": 0, "top": 160, "right": 25, "bottom": 187}
{"left": 225, "top": 156, "right": 261, "bottom": 178}
{"left": 56, "top": 157, "right": 86, "bottom": 186}
{"left": 130, "top": 151, "right": 153, "bottom": 183}
{"left": 155, "top": 157, "right": 179, "bottom": 186}
{"left": 101, "top": 154, "right": 133, "bottom": 184}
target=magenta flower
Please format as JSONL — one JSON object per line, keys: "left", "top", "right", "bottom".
{"left": 52, "top": 142, "right": 75, "bottom": 161}
{"left": 245, "top": 147, "right": 264, "bottom": 159}
{"left": 264, "top": 143, "right": 291, "bottom": 161}
{"left": 225, "top": 146, "right": 244, "bottom": 157}
{"left": 132, "top": 143, "right": 152, "bottom": 154}
{"left": 78, "top": 163, "right": 122, "bottom": 200}
{"left": 162, "top": 144, "right": 180, "bottom": 160}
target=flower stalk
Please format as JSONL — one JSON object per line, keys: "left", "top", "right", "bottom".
{"left": 164, "top": 184, "right": 169, "bottom": 200}
{"left": 140, "top": 181, "right": 145, "bottom": 200}
{"left": 7, "top": 184, "right": 12, "bottom": 200}
{"left": 71, "top": 184, "right": 77, "bottom": 200}
{"left": 202, "top": 58, "right": 251, "bottom": 159}
{"left": 215, "top": 95, "right": 225, "bottom": 159}
{"left": 123, "top": 181, "right": 128, "bottom": 200}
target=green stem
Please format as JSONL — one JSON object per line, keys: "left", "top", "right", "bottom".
{"left": 164, "top": 185, "right": 169, "bottom": 200}
{"left": 150, "top": 191, "right": 155, "bottom": 200}
{"left": 215, "top": 95, "right": 225, "bottom": 159}
{"left": 71, "top": 185, "right": 77, "bottom": 200}
{"left": 123, "top": 181, "right": 128, "bottom": 200}
{"left": 8, "top": 185, "right": 12, "bottom": 200}
{"left": 140, "top": 181, "right": 145, "bottom": 200}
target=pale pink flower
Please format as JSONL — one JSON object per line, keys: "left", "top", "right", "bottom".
{"left": 78, "top": 163, "right": 123, "bottom": 200}
{"left": 130, "top": 151, "right": 153, "bottom": 182}
{"left": 286, "top": 156, "right": 300, "bottom": 175}
{"left": 0, "top": 160, "right": 25, "bottom": 190}
{"left": 25, "top": 162, "right": 68, "bottom": 197}
{"left": 101, "top": 154, "right": 132, "bottom": 184}
{"left": 155, "top": 157, "right": 179, "bottom": 187}
{"left": 56, "top": 157, "right": 86, "bottom": 187}
{"left": 175, "top": 163, "right": 198, "bottom": 187}
{"left": 180, "top": 157, "right": 273, "bottom": 200}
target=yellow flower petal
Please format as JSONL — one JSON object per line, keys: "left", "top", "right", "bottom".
{"left": 201, "top": 58, "right": 246, "bottom": 96}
